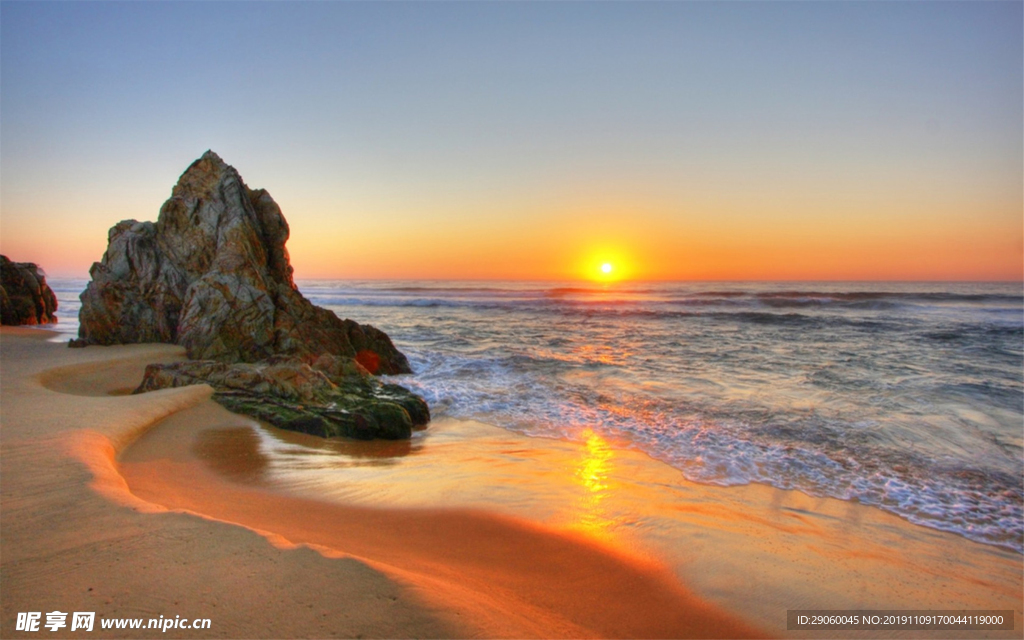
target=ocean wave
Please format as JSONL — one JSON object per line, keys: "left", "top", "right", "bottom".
{"left": 318, "top": 297, "right": 903, "bottom": 330}
{"left": 394, "top": 347, "right": 1024, "bottom": 553}
{"left": 310, "top": 287, "right": 1021, "bottom": 321}
{"left": 284, "top": 280, "right": 1024, "bottom": 554}
{"left": 546, "top": 286, "right": 667, "bottom": 297}
{"left": 705, "top": 290, "right": 1023, "bottom": 303}
{"left": 317, "top": 282, "right": 1021, "bottom": 305}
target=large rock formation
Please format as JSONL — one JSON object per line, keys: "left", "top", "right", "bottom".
{"left": 1, "top": 255, "right": 58, "bottom": 325}
{"left": 135, "top": 355, "right": 429, "bottom": 440}
{"left": 77, "top": 151, "right": 428, "bottom": 440}
{"left": 75, "top": 151, "right": 409, "bottom": 375}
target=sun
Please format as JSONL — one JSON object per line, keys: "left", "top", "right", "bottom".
{"left": 579, "top": 247, "right": 630, "bottom": 282}
{"left": 593, "top": 260, "right": 622, "bottom": 282}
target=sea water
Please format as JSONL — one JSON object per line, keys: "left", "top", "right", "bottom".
{"left": 48, "top": 279, "right": 1024, "bottom": 552}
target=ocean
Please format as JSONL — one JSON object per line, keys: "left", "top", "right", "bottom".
{"left": 47, "top": 278, "right": 1024, "bottom": 553}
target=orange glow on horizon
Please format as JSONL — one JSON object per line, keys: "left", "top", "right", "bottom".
{"left": 274, "top": 188, "right": 1021, "bottom": 283}
{"left": 2, "top": 189, "right": 1020, "bottom": 282}
{"left": 279, "top": 222, "right": 1022, "bottom": 283}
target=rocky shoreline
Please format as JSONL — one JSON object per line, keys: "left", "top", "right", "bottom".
{"left": 73, "top": 151, "right": 428, "bottom": 440}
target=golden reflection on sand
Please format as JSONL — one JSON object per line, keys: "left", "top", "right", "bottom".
{"left": 570, "top": 429, "right": 618, "bottom": 540}
{"left": 169, "top": 416, "right": 1022, "bottom": 635}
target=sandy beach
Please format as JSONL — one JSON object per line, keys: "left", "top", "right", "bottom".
{"left": 1, "top": 326, "right": 1021, "bottom": 638}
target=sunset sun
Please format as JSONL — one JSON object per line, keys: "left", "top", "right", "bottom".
{"left": 582, "top": 248, "right": 631, "bottom": 282}
{"left": 592, "top": 258, "right": 624, "bottom": 282}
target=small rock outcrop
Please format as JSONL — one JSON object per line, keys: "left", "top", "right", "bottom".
{"left": 75, "top": 151, "right": 409, "bottom": 375}
{"left": 1, "top": 255, "right": 58, "bottom": 325}
{"left": 135, "top": 355, "right": 429, "bottom": 440}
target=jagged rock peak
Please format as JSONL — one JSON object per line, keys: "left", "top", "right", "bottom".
{"left": 171, "top": 150, "right": 234, "bottom": 199}
{"left": 75, "top": 152, "right": 412, "bottom": 374}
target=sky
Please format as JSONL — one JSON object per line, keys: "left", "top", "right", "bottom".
{"left": 1, "top": 1, "right": 1021, "bottom": 282}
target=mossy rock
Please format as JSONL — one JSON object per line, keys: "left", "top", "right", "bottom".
{"left": 135, "top": 356, "right": 429, "bottom": 440}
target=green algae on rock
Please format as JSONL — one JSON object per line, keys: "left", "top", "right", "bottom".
{"left": 136, "top": 355, "right": 429, "bottom": 441}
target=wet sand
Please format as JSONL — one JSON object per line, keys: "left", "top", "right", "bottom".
{"left": 123, "top": 403, "right": 1024, "bottom": 639}
{"left": 172, "top": 417, "right": 1024, "bottom": 636}
{"left": 0, "top": 328, "right": 762, "bottom": 638}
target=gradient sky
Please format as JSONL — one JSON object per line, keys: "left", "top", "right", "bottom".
{"left": 1, "top": 1, "right": 1021, "bottom": 281}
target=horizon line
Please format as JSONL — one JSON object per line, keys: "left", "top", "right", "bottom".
{"left": 40, "top": 273, "right": 1024, "bottom": 286}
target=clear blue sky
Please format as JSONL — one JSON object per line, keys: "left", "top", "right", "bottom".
{"left": 2, "top": 1, "right": 1021, "bottom": 280}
